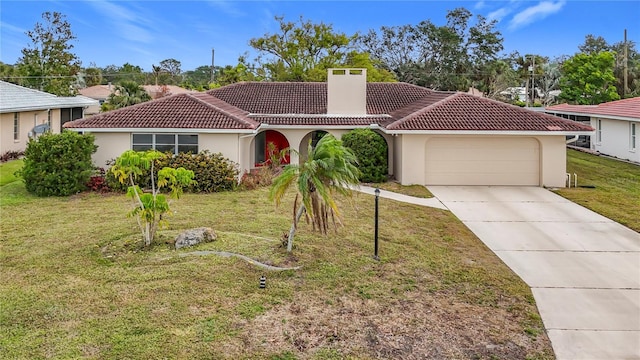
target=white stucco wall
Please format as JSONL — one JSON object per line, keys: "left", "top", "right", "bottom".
{"left": 199, "top": 133, "right": 243, "bottom": 165}
{"left": 91, "top": 132, "right": 130, "bottom": 168}
{"left": 591, "top": 117, "right": 640, "bottom": 163}
{"left": 89, "top": 132, "right": 246, "bottom": 170}
{"left": 0, "top": 109, "right": 61, "bottom": 153}
{"left": 538, "top": 135, "right": 567, "bottom": 187}
{"left": 395, "top": 134, "right": 568, "bottom": 187}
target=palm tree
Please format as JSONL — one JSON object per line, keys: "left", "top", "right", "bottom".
{"left": 270, "top": 134, "right": 360, "bottom": 252}
{"left": 102, "top": 80, "right": 151, "bottom": 111}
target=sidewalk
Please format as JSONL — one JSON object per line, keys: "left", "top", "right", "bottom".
{"left": 354, "top": 185, "right": 447, "bottom": 210}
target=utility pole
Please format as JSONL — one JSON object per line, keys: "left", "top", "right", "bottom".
{"left": 531, "top": 55, "right": 535, "bottom": 105}
{"left": 210, "top": 48, "right": 215, "bottom": 84}
{"left": 525, "top": 56, "right": 529, "bottom": 107}
{"left": 624, "top": 29, "right": 629, "bottom": 98}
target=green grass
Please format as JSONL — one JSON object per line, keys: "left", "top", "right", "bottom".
{"left": 555, "top": 149, "right": 640, "bottom": 232}
{"left": 0, "top": 179, "right": 552, "bottom": 359}
{"left": 0, "top": 159, "right": 23, "bottom": 186}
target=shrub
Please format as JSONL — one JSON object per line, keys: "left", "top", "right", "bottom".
{"left": 0, "top": 150, "right": 24, "bottom": 163}
{"left": 18, "top": 131, "right": 97, "bottom": 196}
{"left": 341, "top": 128, "right": 388, "bottom": 183}
{"left": 160, "top": 151, "right": 239, "bottom": 193}
{"left": 86, "top": 168, "right": 111, "bottom": 193}
{"left": 106, "top": 151, "right": 239, "bottom": 193}
{"left": 239, "top": 167, "right": 277, "bottom": 190}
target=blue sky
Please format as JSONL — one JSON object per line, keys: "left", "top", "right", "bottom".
{"left": 1, "top": 0, "right": 638, "bottom": 72}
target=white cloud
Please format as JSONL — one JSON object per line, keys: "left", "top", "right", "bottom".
{"left": 86, "top": 1, "right": 155, "bottom": 43}
{"left": 508, "top": 0, "right": 566, "bottom": 30}
{"left": 487, "top": 7, "right": 512, "bottom": 22}
{"left": 206, "top": 0, "right": 245, "bottom": 17}
{"left": 475, "top": 1, "right": 486, "bottom": 10}
{"left": 0, "top": 21, "right": 26, "bottom": 34}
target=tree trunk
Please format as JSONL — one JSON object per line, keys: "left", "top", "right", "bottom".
{"left": 287, "top": 204, "right": 306, "bottom": 252}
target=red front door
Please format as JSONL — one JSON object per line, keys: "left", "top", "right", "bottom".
{"left": 256, "top": 130, "right": 290, "bottom": 166}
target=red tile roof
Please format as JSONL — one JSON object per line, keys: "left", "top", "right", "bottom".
{"left": 387, "top": 93, "right": 594, "bottom": 131}
{"left": 64, "top": 93, "right": 258, "bottom": 130}
{"left": 547, "top": 97, "right": 640, "bottom": 120}
{"left": 65, "top": 82, "right": 594, "bottom": 133}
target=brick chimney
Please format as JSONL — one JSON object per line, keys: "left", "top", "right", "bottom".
{"left": 327, "top": 68, "right": 367, "bottom": 115}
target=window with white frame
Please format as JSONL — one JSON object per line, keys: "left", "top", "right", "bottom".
{"left": 13, "top": 113, "right": 19, "bottom": 140}
{"left": 596, "top": 119, "right": 602, "bottom": 143}
{"left": 132, "top": 133, "right": 198, "bottom": 154}
{"left": 631, "top": 123, "right": 637, "bottom": 151}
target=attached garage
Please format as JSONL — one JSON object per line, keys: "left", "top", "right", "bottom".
{"left": 424, "top": 137, "right": 540, "bottom": 186}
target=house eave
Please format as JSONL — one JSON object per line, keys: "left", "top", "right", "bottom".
{"left": 382, "top": 129, "right": 596, "bottom": 136}
{"left": 65, "top": 127, "right": 257, "bottom": 134}
{"left": 257, "top": 124, "right": 374, "bottom": 130}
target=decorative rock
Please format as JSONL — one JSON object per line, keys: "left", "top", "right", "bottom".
{"left": 175, "top": 227, "right": 217, "bottom": 249}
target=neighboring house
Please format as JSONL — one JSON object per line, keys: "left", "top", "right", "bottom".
{"left": 78, "top": 84, "right": 112, "bottom": 115}
{"left": 142, "top": 85, "right": 194, "bottom": 99}
{"left": 547, "top": 98, "right": 640, "bottom": 163}
{"left": 79, "top": 84, "right": 195, "bottom": 115}
{"left": 500, "top": 87, "right": 560, "bottom": 105}
{"left": 0, "top": 81, "right": 98, "bottom": 154}
{"left": 64, "top": 69, "right": 593, "bottom": 187}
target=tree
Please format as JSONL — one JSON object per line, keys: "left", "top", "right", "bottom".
{"left": 214, "top": 57, "right": 261, "bottom": 86}
{"left": 102, "top": 80, "right": 152, "bottom": 111}
{"left": 0, "top": 62, "right": 19, "bottom": 83}
{"left": 158, "top": 58, "right": 182, "bottom": 85}
{"left": 358, "top": 8, "right": 503, "bottom": 91}
{"left": 17, "top": 11, "right": 81, "bottom": 96}
{"left": 110, "top": 150, "right": 195, "bottom": 246}
{"left": 559, "top": 52, "right": 620, "bottom": 105}
{"left": 249, "top": 16, "right": 355, "bottom": 81}
{"left": 540, "top": 60, "right": 562, "bottom": 106}
{"left": 475, "top": 59, "right": 519, "bottom": 99}
{"left": 182, "top": 65, "right": 213, "bottom": 90}
{"left": 578, "top": 34, "right": 640, "bottom": 98}
{"left": 83, "top": 62, "right": 103, "bottom": 87}
{"left": 18, "top": 131, "right": 97, "bottom": 196}
{"left": 102, "top": 63, "right": 146, "bottom": 85}
{"left": 343, "top": 52, "right": 397, "bottom": 82}
{"left": 151, "top": 64, "right": 163, "bottom": 86}
{"left": 269, "top": 134, "right": 360, "bottom": 252}
{"left": 579, "top": 34, "right": 610, "bottom": 55}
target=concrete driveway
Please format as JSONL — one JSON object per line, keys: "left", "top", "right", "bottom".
{"left": 427, "top": 186, "right": 640, "bottom": 360}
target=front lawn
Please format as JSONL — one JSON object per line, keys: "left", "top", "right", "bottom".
{"left": 555, "top": 149, "right": 640, "bottom": 232}
{"left": 0, "top": 159, "right": 23, "bottom": 186}
{"left": 0, "top": 179, "right": 552, "bottom": 359}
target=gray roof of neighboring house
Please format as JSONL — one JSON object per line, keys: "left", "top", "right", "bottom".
{"left": 0, "top": 81, "right": 99, "bottom": 113}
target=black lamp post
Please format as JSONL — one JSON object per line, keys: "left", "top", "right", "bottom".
{"left": 374, "top": 188, "right": 380, "bottom": 261}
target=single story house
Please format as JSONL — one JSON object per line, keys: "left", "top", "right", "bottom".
{"left": 0, "top": 81, "right": 98, "bottom": 154}
{"left": 547, "top": 97, "right": 640, "bottom": 163}
{"left": 64, "top": 69, "right": 593, "bottom": 187}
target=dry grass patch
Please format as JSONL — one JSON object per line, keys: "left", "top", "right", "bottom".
{"left": 0, "top": 184, "right": 552, "bottom": 359}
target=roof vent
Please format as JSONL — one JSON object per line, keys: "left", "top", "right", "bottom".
{"left": 546, "top": 125, "right": 562, "bottom": 131}
{"left": 327, "top": 68, "right": 367, "bottom": 115}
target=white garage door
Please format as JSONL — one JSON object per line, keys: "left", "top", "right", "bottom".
{"left": 425, "top": 137, "right": 540, "bottom": 186}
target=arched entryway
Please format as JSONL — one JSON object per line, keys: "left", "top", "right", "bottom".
{"left": 298, "top": 130, "right": 328, "bottom": 161}
{"left": 254, "top": 130, "right": 290, "bottom": 167}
